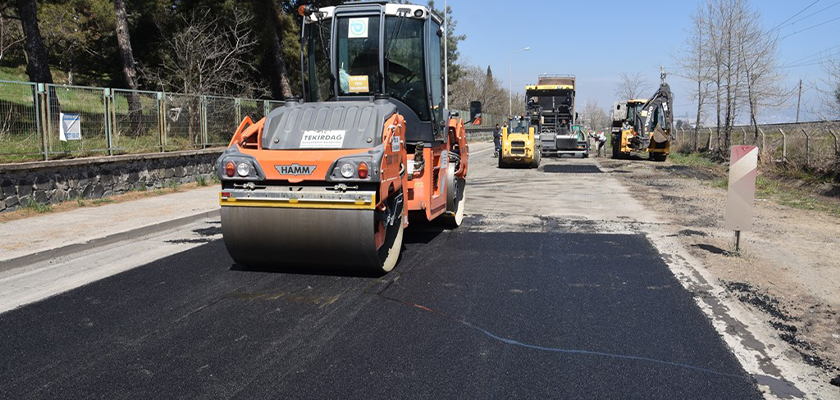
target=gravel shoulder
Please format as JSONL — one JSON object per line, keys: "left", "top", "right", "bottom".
{"left": 600, "top": 155, "right": 840, "bottom": 382}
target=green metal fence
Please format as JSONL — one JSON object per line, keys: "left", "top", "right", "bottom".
{"left": 0, "top": 80, "right": 284, "bottom": 163}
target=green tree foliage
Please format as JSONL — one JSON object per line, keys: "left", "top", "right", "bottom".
{"left": 427, "top": 0, "right": 464, "bottom": 84}
{"left": 0, "top": 0, "right": 467, "bottom": 100}
{"left": 38, "top": 0, "right": 115, "bottom": 85}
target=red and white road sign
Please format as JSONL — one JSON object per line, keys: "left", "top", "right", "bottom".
{"left": 725, "top": 146, "right": 758, "bottom": 231}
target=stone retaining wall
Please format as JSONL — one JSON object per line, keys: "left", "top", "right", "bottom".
{"left": 0, "top": 149, "right": 221, "bottom": 212}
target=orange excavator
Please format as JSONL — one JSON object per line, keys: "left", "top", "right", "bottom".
{"left": 216, "top": 2, "right": 474, "bottom": 273}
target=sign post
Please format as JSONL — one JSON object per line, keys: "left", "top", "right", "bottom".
{"left": 724, "top": 145, "right": 758, "bottom": 254}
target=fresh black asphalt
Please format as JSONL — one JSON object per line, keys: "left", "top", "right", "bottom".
{"left": 0, "top": 220, "right": 762, "bottom": 399}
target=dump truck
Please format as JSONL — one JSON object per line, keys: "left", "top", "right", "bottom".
{"left": 499, "top": 116, "right": 540, "bottom": 168}
{"left": 526, "top": 74, "right": 583, "bottom": 157}
{"left": 611, "top": 70, "right": 673, "bottom": 161}
{"left": 216, "top": 2, "right": 472, "bottom": 273}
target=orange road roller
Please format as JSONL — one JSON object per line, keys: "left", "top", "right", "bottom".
{"left": 216, "top": 2, "right": 474, "bottom": 273}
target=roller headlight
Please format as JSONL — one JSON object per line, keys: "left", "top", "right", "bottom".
{"left": 340, "top": 163, "right": 355, "bottom": 178}
{"left": 236, "top": 162, "right": 250, "bottom": 177}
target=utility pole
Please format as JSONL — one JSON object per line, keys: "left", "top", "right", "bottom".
{"left": 443, "top": 0, "right": 448, "bottom": 110}
{"left": 796, "top": 79, "right": 802, "bottom": 123}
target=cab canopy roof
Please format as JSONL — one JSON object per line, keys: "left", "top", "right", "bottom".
{"left": 304, "top": 2, "right": 442, "bottom": 24}
{"left": 526, "top": 74, "right": 576, "bottom": 91}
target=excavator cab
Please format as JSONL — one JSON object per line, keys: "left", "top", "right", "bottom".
{"left": 301, "top": 2, "right": 448, "bottom": 144}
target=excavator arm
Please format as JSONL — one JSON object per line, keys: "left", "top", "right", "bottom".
{"left": 632, "top": 71, "right": 674, "bottom": 150}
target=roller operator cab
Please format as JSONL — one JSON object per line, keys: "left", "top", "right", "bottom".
{"left": 499, "top": 116, "right": 540, "bottom": 168}
{"left": 216, "top": 1, "right": 471, "bottom": 273}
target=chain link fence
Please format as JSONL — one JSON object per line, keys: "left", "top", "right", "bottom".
{"left": 0, "top": 80, "right": 284, "bottom": 163}
{"left": 113, "top": 89, "right": 162, "bottom": 154}
{"left": 0, "top": 81, "right": 41, "bottom": 162}
{"left": 46, "top": 85, "right": 110, "bottom": 159}
{"left": 205, "top": 96, "right": 238, "bottom": 147}
{"left": 673, "top": 121, "right": 840, "bottom": 170}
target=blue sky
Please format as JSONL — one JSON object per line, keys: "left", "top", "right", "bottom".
{"left": 447, "top": 0, "right": 840, "bottom": 122}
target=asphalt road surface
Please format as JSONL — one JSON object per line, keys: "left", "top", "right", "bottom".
{"left": 0, "top": 144, "right": 763, "bottom": 399}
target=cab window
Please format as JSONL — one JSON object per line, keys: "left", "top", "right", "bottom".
{"left": 336, "top": 16, "right": 381, "bottom": 96}
{"left": 385, "top": 17, "right": 428, "bottom": 120}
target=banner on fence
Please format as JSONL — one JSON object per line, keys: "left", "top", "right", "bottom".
{"left": 59, "top": 113, "right": 81, "bottom": 141}
{"left": 724, "top": 145, "right": 758, "bottom": 231}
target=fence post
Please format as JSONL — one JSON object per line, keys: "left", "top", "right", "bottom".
{"left": 801, "top": 128, "right": 810, "bottom": 168}
{"left": 779, "top": 128, "right": 786, "bottom": 162}
{"left": 42, "top": 83, "right": 53, "bottom": 160}
{"left": 200, "top": 95, "right": 208, "bottom": 148}
{"left": 157, "top": 92, "right": 166, "bottom": 152}
{"left": 827, "top": 128, "right": 838, "bottom": 157}
{"left": 104, "top": 88, "right": 114, "bottom": 156}
{"left": 235, "top": 98, "right": 242, "bottom": 123}
{"left": 36, "top": 83, "right": 49, "bottom": 161}
{"left": 263, "top": 100, "right": 270, "bottom": 119}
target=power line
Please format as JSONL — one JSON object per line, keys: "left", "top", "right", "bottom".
{"left": 779, "top": 15, "right": 840, "bottom": 40}
{"left": 770, "top": 0, "right": 821, "bottom": 31}
{"left": 778, "top": 0, "right": 840, "bottom": 30}
{"left": 785, "top": 43, "right": 840, "bottom": 65}
{"left": 783, "top": 58, "right": 835, "bottom": 69}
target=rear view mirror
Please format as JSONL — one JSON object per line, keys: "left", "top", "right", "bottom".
{"left": 470, "top": 101, "right": 482, "bottom": 125}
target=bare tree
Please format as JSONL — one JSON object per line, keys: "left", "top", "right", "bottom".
{"left": 676, "top": 4, "right": 713, "bottom": 151}
{"left": 0, "top": 8, "right": 23, "bottom": 63}
{"left": 448, "top": 65, "right": 483, "bottom": 110}
{"left": 146, "top": 8, "right": 260, "bottom": 97}
{"left": 449, "top": 64, "right": 507, "bottom": 116}
{"left": 738, "top": 11, "right": 787, "bottom": 147}
{"left": 580, "top": 100, "right": 609, "bottom": 132}
{"left": 707, "top": 0, "right": 722, "bottom": 150}
{"left": 818, "top": 52, "right": 840, "bottom": 119}
{"left": 614, "top": 72, "right": 650, "bottom": 100}
{"left": 705, "top": 0, "right": 755, "bottom": 156}
{"left": 144, "top": 8, "right": 260, "bottom": 145}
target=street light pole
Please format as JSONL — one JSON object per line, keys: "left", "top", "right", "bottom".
{"left": 444, "top": 0, "right": 448, "bottom": 109}
{"left": 509, "top": 47, "right": 530, "bottom": 117}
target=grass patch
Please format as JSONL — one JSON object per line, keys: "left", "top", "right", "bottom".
{"left": 25, "top": 198, "right": 53, "bottom": 213}
{"left": 168, "top": 181, "right": 179, "bottom": 191}
{"left": 710, "top": 177, "right": 728, "bottom": 189}
{"left": 755, "top": 175, "right": 840, "bottom": 217}
{"left": 756, "top": 176, "right": 779, "bottom": 198}
{"left": 196, "top": 176, "right": 207, "bottom": 186}
{"left": 0, "top": 66, "right": 28, "bottom": 82}
{"left": 669, "top": 152, "right": 720, "bottom": 169}
{"left": 91, "top": 198, "right": 114, "bottom": 205}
